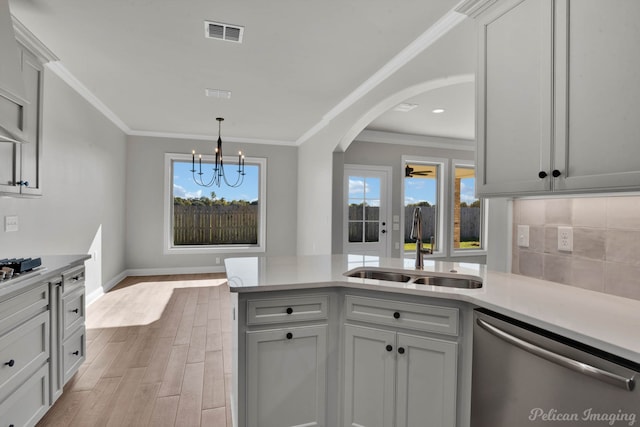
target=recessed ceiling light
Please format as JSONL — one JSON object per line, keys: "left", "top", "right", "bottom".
{"left": 393, "top": 103, "right": 419, "bottom": 112}
{"left": 432, "top": 108, "right": 445, "bottom": 114}
{"left": 205, "top": 88, "right": 232, "bottom": 99}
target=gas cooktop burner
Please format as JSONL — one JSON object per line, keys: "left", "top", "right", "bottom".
{"left": 0, "top": 257, "right": 42, "bottom": 281}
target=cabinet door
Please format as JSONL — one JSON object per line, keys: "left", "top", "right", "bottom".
{"left": 553, "top": 0, "right": 640, "bottom": 192}
{"left": 18, "top": 46, "right": 43, "bottom": 196}
{"left": 343, "top": 324, "right": 396, "bottom": 427}
{"left": 246, "top": 324, "right": 327, "bottom": 427}
{"left": 477, "top": 0, "right": 553, "bottom": 196}
{"left": 395, "top": 333, "right": 457, "bottom": 427}
{"left": 0, "top": 140, "right": 18, "bottom": 194}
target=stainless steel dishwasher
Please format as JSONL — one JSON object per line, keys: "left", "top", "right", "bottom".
{"left": 471, "top": 309, "right": 639, "bottom": 427}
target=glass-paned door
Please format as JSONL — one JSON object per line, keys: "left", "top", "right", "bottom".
{"left": 344, "top": 166, "right": 390, "bottom": 257}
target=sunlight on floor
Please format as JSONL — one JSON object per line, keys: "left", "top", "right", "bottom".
{"left": 86, "top": 274, "right": 228, "bottom": 329}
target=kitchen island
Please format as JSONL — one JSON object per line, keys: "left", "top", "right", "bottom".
{"left": 225, "top": 255, "right": 640, "bottom": 427}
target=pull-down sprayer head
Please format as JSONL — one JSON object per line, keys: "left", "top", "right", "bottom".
{"left": 410, "top": 207, "right": 422, "bottom": 241}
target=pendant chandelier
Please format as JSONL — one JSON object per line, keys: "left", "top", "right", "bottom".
{"left": 191, "top": 117, "right": 245, "bottom": 188}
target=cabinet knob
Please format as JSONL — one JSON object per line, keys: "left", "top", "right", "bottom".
{"left": 72, "top": 351, "right": 80, "bottom": 356}
{"left": 286, "top": 307, "right": 293, "bottom": 315}
{"left": 393, "top": 311, "right": 400, "bottom": 319}
{"left": 71, "top": 308, "right": 79, "bottom": 314}
{"left": 381, "top": 229, "right": 387, "bottom": 234}
{"left": 552, "top": 169, "right": 562, "bottom": 178}
{"left": 538, "top": 171, "right": 548, "bottom": 179}
{"left": 385, "top": 345, "right": 393, "bottom": 352}
{"left": 398, "top": 347, "right": 405, "bottom": 355}
{"left": 17, "top": 180, "right": 29, "bottom": 187}
{"left": 286, "top": 332, "right": 293, "bottom": 340}
{"left": 5, "top": 359, "right": 15, "bottom": 367}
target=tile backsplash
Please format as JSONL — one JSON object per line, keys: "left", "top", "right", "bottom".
{"left": 512, "top": 196, "right": 640, "bottom": 301}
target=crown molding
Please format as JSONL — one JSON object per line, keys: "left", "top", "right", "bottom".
{"left": 46, "top": 62, "right": 132, "bottom": 134}
{"left": 355, "top": 129, "right": 475, "bottom": 151}
{"left": 128, "top": 129, "right": 297, "bottom": 146}
{"left": 12, "top": 16, "right": 59, "bottom": 63}
{"left": 295, "top": 7, "right": 467, "bottom": 146}
{"left": 454, "top": 0, "right": 498, "bottom": 18}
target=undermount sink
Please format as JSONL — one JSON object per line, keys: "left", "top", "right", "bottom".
{"left": 344, "top": 267, "right": 483, "bottom": 289}
{"left": 412, "top": 276, "right": 483, "bottom": 289}
{"left": 346, "top": 269, "right": 413, "bottom": 283}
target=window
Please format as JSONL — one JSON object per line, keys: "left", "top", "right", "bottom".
{"left": 163, "top": 153, "right": 266, "bottom": 254}
{"left": 402, "top": 156, "right": 485, "bottom": 258}
{"left": 452, "top": 161, "right": 483, "bottom": 252}
{"left": 403, "top": 159, "right": 446, "bottom": 256}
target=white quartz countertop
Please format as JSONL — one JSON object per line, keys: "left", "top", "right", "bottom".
{"left": 225, "top": 255, "right": 640, "bottom": 364}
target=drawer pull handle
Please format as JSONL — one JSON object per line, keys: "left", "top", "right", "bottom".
{"left": 71, "top": 308, "right": 79, "bottom": 314}
{"left": 398, "top": 347, "right": 405, "bottom": 355}
{"left": 72, "top": 351, "right": 80, "bottom": 356}
{"left": 286, "top": 332, "right": 293, "bottom": 340}
{"left": 393, "top": 311, "right": 400, "bottom": 319}
{"left": 5, "top": 359, "right": 15, "bottom": 367}
{"left": 386, "top": 345, "right": 393, "bottom": 352}
{"left": 286, "top": 307, "right": 293, "bottom": 315}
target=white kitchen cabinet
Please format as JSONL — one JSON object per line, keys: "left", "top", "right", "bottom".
{"left": 237, "top": 293, "right": 331, "bottom": 427}
{"left": 343, "top": 318, "right": 458, "bottom": 427}
{"left": 343, "top": 324, "right": 396, "bottom": 427}
{"left": 476, "top": 0, "right": 640, "bottom": 197}
{"left": 246, "top": 325, "right": 328, "bottom": 427}
{"left": 0, "top": 42, "right": 43, "bottom": 196}
{"left": 52, "top": 265, "right": 86, "bottom": 398}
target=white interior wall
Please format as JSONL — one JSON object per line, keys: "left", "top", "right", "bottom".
{"left": 0, "top": 67, "right": 128, "bottom": 297}
{"left": 125, "top": 135, "right": 298, "bottom": 271}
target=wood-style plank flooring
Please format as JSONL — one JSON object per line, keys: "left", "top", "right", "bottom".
{"left": 37, "top": 274, "right": 233, "bottom": 427}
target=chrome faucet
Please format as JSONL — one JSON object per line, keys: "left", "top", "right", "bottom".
{"left": 410, "top": 207, "right": 432, "bottom": 269}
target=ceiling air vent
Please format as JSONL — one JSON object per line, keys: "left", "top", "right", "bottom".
{"left": 205, "top": 21, "right": 244, "bottom": 43}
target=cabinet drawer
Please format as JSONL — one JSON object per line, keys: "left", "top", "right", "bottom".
{"left": 62, "top": 289, "right": 85, "bottom": 339}
{"left": 62, "top": 266, "right": 85, "bottom": 295}
{"left": 0, "top": 363, "right": 49, "bottom": 427}
{"left": 247, "top": 295, "right": 328, "bottom": 325}
{"left": 62, "top": 326, "right": 85, "bottom": 383}
{"left": 0, "top": 283, "right": 48, "bottom": 336}
{"left": 345, "top": 295, "right": 459, "bottom": 336}
{"left": 0, "top": 311, "right": 49, "bottom": 398}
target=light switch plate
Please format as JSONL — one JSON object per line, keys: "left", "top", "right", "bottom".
{"left": 558, "top": 226, "right": 573, "bottom": 252}
{"left": 517, "top": 225, "right": 529, "bottom": 247}
{"left": 4, "top": 216, "right": 18, "bottom": 232}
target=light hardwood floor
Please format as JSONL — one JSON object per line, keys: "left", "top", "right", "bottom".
{"left": 37, "top": 274, "right": 233, "bottom": 427}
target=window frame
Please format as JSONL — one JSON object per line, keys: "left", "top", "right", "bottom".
{"left": 401, "top": 155, "right": 487, "bottom": 259}
{"left": 401, "top": 155, "right": 448, "bottom": 259}
{"left": 449, "top": 159, "right": 487, "bottom": 257}
{"left": 163, "top": 152, "right": 267, "bottom": 255}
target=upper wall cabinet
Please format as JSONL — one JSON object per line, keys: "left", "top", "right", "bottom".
{"left": 474, "top": 0, "right": 640, "bottom": 197}
{"left": 0, "top": 42, "right": 44, "bottom": 196}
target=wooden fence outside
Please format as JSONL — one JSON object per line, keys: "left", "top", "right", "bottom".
{"left": 401, "top": 206, "right": 481, "bottom": 242}
{"left": 173, "top": 204, "right": 258, "bottom": 245}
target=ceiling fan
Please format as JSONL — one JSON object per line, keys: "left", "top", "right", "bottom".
{"left": 405, "top": 164, "right": 433, "bottom": 178}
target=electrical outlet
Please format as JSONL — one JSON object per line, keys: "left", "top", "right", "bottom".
{"left": 558, "top": 226, "right": 573, "bottom": 252}
{"left": 4, "top": 216, "right": 18, "bottom": 232}
{"left": 517, "top": 225, "right": 530, "bottom": 247}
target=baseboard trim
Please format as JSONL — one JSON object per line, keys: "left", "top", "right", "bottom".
{"left": 125, "top": 266, "right": 226, "bottom": 276}
{"left": 87, "top": 266, "right": 226, "bottom": 306}
{"left": 86, "top": 270, "right": 127, "bottom": 306}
